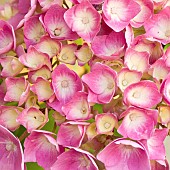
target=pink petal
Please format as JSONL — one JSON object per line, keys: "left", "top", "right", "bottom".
{"left": 52, "top": 64, "right": 82, "bottom": 103}
{"left": 44, "top": 4, "right": 78, "bottom": 40}
{"left": 102, "top": 0, "right": 141, "bottom": 32}
{"left": 64, "top": 1, "right": 101, "bottom": 42}
{"left": 0, "top": 125, "right": 24, "bottom": 170}
{"left": 24, "top": 130, "right": 63, "bottom": 169}
{"left": 91, "top": 31, "right": 126, "bottom": 60}
{"left": 123, "top": 80, "right": 162, "bottom": 108}
{"left": 97, "top": 138, "right": 150, "bottom": 170}
{"left": 17, "top": 107, "right": 48, "bottom": 132}
{"left": 51, "top": 148, "right": 98, "bottom": 170}
{"left": 62, "top": 92, "right": 91, "bottom": 121}
{"left": 118, "top": 106, "right": 158, "bottom": 140}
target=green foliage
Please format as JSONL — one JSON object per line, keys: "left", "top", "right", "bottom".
{"left": 26, "top": 162, "right": 43, "bottom": 170}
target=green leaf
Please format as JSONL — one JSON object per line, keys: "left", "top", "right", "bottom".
{"left": 26, "top": 162, "right": 43, "bottom": 170}
{"left": 41, "top": 110, "right": 55, "bottom": 132}
{"left": 114, "top": 128, "right": 123, "bottom": 137}
{"left": 93, "top": 104, "right": 103, "bottom": 113}
{"left": 164, "top": 43, "right": 170, "bottom": 51}
{"left": 5, "top": 101, "right": 18, "bottom": 106}
{"left": 74, "top": 38, "right": 83, "bottom": 45}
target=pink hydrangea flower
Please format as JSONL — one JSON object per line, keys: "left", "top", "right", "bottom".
{"left": 118, "top": 106, "right": 158, "bottom": 140}
{"left": 82, "top": 62, "right": 117, "bottom": 104}
{"left": 51, "top": 148, "right": 99, "bottom": 170}
{"left": 57, "top": 121, "right": 88, "bottom": 147}
{"left": 160, "top": 74, "right": 170, "bottom": 105}
{"left": 33, "top": 36, "right": 62, "bottom": 58}
{"left": 28, "top": 65, "right": 51, "bottom": 84}
{"left": 140, "top": 129, "right": 168, "bottom": 160}
{"left": 24, "top": 15, "right": 46, "bottom": 47}
{"left": 24, "top": 130, "right": 63, "bottom": 170}
{"left": 43, "top": 5, "right": 78, "bottom": 40}
{"left": 31, "top": 77, "right": 54, "bottom": 102}
{"left": 130, "top": 0, "right": 153, "bottom": 28}
{"left": 102, "top": 0, "right": 141, "bottom": 32}
{"left": 0, "top": 106, "right": 21, "bottom": 131}
{"left": 19, "top": 46, "right": 52, "bottom": 71}
{"left": 97, "top": 138, "right": 150, "bottom": 170}
{"left": 17, "top": 107, "right": 48, "bottom": 132}
{"left": 116, "top": 67, "right": 142, "bottom": 92}
{"left": 58, "top": 44, "right": 77, "bottom": 65}
{"left": 4, "top": 77, "right": 30, "bottom": 106}
{"left": 38, "top": 0, "right": 63, "bottom": 11}
{"left": 91, "top": 31, "right": 126, "bottom": 60}
{"left": 144, "top": 7, "right": 170, "bottom": 45}
{"left": 52, "top": 64, "right": 82, "bottom": 104}
{"left": 0, "top": 125, "right": 24, "bottom": 170}
{"left": 123, "top": 80, "right": 162, "bottom": 108}
{"left": 75, "top": 43, "right": 93, "bottom": 66}
{"left": 124, "top": 48, "right": 150, "bottom": 73}
{"left": 0, "top": 20, "right": 16, "bottom": 54}
{"left": 95, "top": 113, "right": 118, "bottom": 135}
{"left": 0, "top": 56, "right": 24, "bottom": 77}
{"left": 64, "top": 1, "right": 101, "bottom": 42}
{"left": 62, "top": 92, "right": 91, "bottom": 121}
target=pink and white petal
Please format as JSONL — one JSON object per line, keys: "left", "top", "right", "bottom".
{"left": 130, "top": 0, "right": 153, "bottom": 28}
{"left": 4, "top": 77, "right": 26, "bottom": 102}
{"left": 44, "top": 5, "right": 78, "bottom": 40}
{"left": 0, "top": 20, "right": 16, "bottom": 54}
{"left": 124, "top": 80, "right": 162, "bottom": 108}
{"left": 144, "top": 7, "right": 170, "bottom": 45}
{"left": 124, "top": 48, "right": 150, "bottom": 73}
{"left": 117, "top": 68, "right": 142, "bottom": 92}
{"left": 28, "top": 65, "right": 51, "bottom": 84}
{"left": 75, "top": 43, "right": 93, "bottom": 66}
{"left": 31, "top": 77, "right": 54, "bottom": 101}
{"left": 0, "top": 106, "right": 21, "bottom": 131}
{"left": 0, "top": 125, "right": 24, "bottom": 170}
{"left": 34, "top": 36, "right": 62, "bottom": 58}
{"left": 0, "top": 56, "right": 24, "bottom": 77}
{"left": 38, "top": 0, "right": 63, "bottom": 11}
{"left": 57, "top": 123, "right": 87, "bottom": 147}
{"left": 102, "top": 0, "right": 141, "bottom": 32}
{"left": 62, "top": 92, "right": 91, "bottom": 120}
{"left": 118, "top": 107, "right": 156, "bottom": 140}
{"left": 91, "top": 31, "right": 126, "bottom": 60}
{"left": 64, "top": 1, "right": 101, "bottom": 42}
{"left": 97, "top": 139, "right": 150, "bottom": 170}
{"left": 149, "top": 58, "right": 170, "bottom": 81}
{"left": 58, "top": 44, "right": 77, "bottom": 65}
{"left": 52, "top": 64, "right": 82, "bottom": 103}
{"left": 19, "top": 46, "right": 52, "bottom": 71}
{"left": 141, "top": 129, "right": 168, "bottom": 160}
{"left": 163, "top": 47, "right": 170, "bottom": 68}
{"left": 95, "top": 113, "right": 117, "bottom": 134}
{"left": 161, "top": 76, "right": 170, "bottom": 105}
{"left": 17, "top": 107, "right": 48, "bottom": 133}
{"left": 51, "top": 149, "right": 98, "bottom": 170}
{"left": 24, "top": 15, "right": 46, "bottom": 47}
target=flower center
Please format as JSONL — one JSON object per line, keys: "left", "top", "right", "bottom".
{"left": 6, "top": 142, "right": 16, "bottom": 152}
{"left": 61, "top": 54, "right": 68, "bottom": 60}
{"left": 104, "top": 122, "right": 111, "bottom": 129}
{"left": 107, "top": 82, "right": 114, "bottom": 89}
{"left": 131, "top": 65, "right": 137, "bottom": 70}
{"left": 61, "top": 80, "right": 69, "bottom": 88}
{"left": 81, "top": 107, "right": 87, "bottom": 114}
{"left": 54, "top": 28, "right": 61, "bottom": 36}
{"left": 122, "top": 79, "right": 128, "bottom": 86}
{"left": 82, "top": 17, "right": 89, "bottom": 24}
{"left": 132, "top": 91, "right": 140, "bottom": 98}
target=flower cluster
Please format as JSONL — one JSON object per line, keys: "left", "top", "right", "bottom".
{"left": 0, "top": 0, "right": 170, "bottom": 169}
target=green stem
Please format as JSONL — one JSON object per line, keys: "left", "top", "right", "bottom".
{"left": 19, "top": 130, "right": 29, "bottom": 141}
